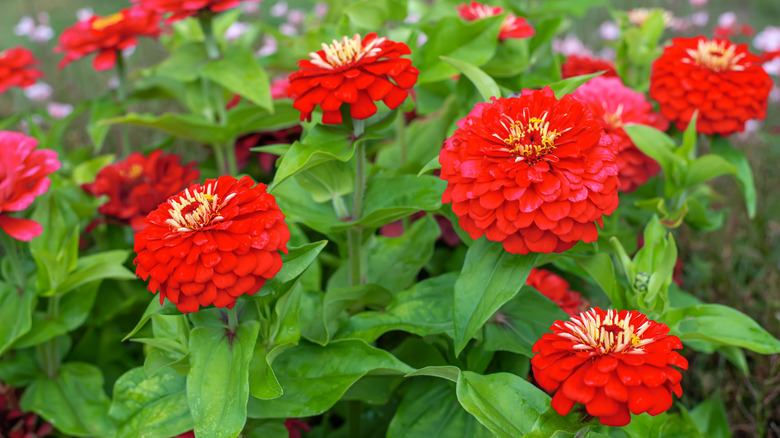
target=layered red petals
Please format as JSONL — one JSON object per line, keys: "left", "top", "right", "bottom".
{"left": 83, "top": 150, "right": 200, "bottom": 231}
{"left": 649, "top": 36, "right": 772, "bottom": 136}
{"left": 0, "top": 47, "right": 43, "bottom": 94}
{"left": 133, "top": 0, "right": 260, "bottom": 24}
{"left": 531, "top": 308, "right": 687, "bottom": 426}
{"left": 0, "top": 131, "right": 60, "bottom": 242}
{"left": 573, "top": 76, "right": 668, "bottom": 192}
{"left": 456, "top": 2, "right": 534, "bottom": 40}
{"left": 289, "top": 33, "right": 419, "bottom": 124}
{"left": 439, "top": 88, "right": 619, "bottom": 255}
{"left": 133, "top": 175, "right": 290, "bottom": 313}
{"left": 55, "top": 7, "right": 162, "bottom": 71}
{"left": 526, "top": 268, "right": 586, "bottom": 316}
{"left": 561, "top": 55, "right": 618, "bottom": 80}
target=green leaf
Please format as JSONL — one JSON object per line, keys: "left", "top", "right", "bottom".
{"left": 0, "top": 282, "right": 36, "bottom": 355}
{"left": 294, "top": 160, "right": 354, "bottom": 203}
{"left": 547, "top": 71, "right": 603, "bottom": 98}
{"left": 268, "top": 241, "right": 328, "bottom": 285}
{"left": 418, "top": 155, "right": 442, "bottom": 176}
{"left": 14, "top": 283, "right": 100, "bottom": 348}
{"left": 441, "top": 56, "right": 502, "bottom": 101}
{"left": 453, "top": 239, "right": 537, "bottom": 355}
{"left": 570, "top": 253, "right": 623, "bottom": 308}
{"left": 623, "top": 124, "right": 687, "bottom": 175}
{"left": 72, "top": 154, "right": 115, "bottom": 185}
{"left": 88, "top": 98, "right": 123, "bottom": 153}
{"left": 231, "top": 100, "right": 299, "bottom": 135}
{"left": 247, "top": 339, "right": 413, "bottom": 418}
{"left": 711, "top": 137, "right": 757, "bottom": 218}
{"left": 689, "top": 398, "right": 730, "bottom": 438}
{"left": 54, "top": 261, "right": 135, "bottom": 296}
{"left": 109, "top": 367, "right": 192, "bottom": 438}
{"left": 405, "top": 365, "right": 461, "bottom": 383}
{"left": 684, "top": 155, "right": 737, "bottom": 189}
{"left": 248, "top": 342, "right": 284, "bottom": 400}
{"left": 200, "top": 45, "right": 272, "bottom": 112}
{"left": 272, "top": 178, "right": 341, "bottom": 236}
{"left": 663, "top": 304, "right": 780, "bottom": 354}
{"left": 154, "top": 42, "right": 208, "bottom": 82}
{"left": 188, "top": 321, "right": 260, "bottom": 438}
{"left": 677, "top": 111, "right": 698, "bottom": 159}
{"left": 123, "top": 297, "right": 181, "bottom": 342}
{"left": 20, "top": 362, "right": 115, "bottom": 437}
{"left": 103, "top": 113, "right": 232, "bottom": 144}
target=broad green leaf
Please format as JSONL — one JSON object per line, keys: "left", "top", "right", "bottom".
{"left": 418, "top": 155, "right": 442, "bottom": 176}
{"left": 527, "top": 0, "right": 607, "bottom": 17}
{"left": 72, "top": 154, "right": 115, "bottom": 185}
{"left": 248, "top": 342, "right": 284, "bottom": 400}
{"left": 441, "top": 56, "right": 502, "bottom": 101}
{"left": 294, "top": 160, "right": 354, "bottom": 203}
{"left": 109, "top": 367, "right": 192, "bottom": 438}
{"left": 269, "top": 124, "right": 353, "bottom": 190}
{"left": 232, "top": 100, "right": 299, "bottom": 135}
{"left": 154, "top": 42, "right": 208, "bottom": 82}
{"left": 188, "top": 321, "right": 260, "bottom": 438}
{"left": 623, "top": 124, "right": 687, "bottom": 176}
{"left": 711, "top": 137, "right": 757, "bottom": 218}
{"left": 322, "top": 284, "right": 393, "bottom": 341}
{"left": 0, "top": 282, "right": 36, "bottom": 355}
{"left": 344, "top": 1, "right": 387, "bottom": 28}
{"left": 272, "top": 178, "right": 341, "bottom": 236}
{"left": 684, "top": 155, "right": 737, "bottom": 189}
{"left": 103, "top": 113, "right": 233, "bottom": 144}
{"left": 14, "top": 284, "right": 99, "bottom": 348}
{"left": 547, "top": 71, "right": 602, "bottom": 98}
{"left": 21, "top": 362, "right": 115, "bottom": 437}
{"left": 201, "top": 45, "right": 272, "bottom": 112}
{"left": 677, "top": 112, "right": 698, "bottom": 159}
{"left": 123, "top": 297, "right": 181, "bottom": 341}
{"left": 247, "top": 339, "right": 413, "bottom": 418}
{"left": 689, "top": 399, "right": 730, "bottom": 438}
{"left": 405, "top": 365, "right": 461, "bottom": 383}
{"left": 453, "top": 239, "right": 537, "bottom": 355}
{"left": 245, "top": 420, "right": 289, "bottom": 437}
{"left": 54, "top": 261, "right": 135, "bottom": 296}
{"left": 267, "top": 241, "right": 328, "bottom": 285}
{"left": 571, "top": 253, "right": 623, "bottom": 308}
{"left": 388, "top": 379, "right": 493, "bottom": 438}
{"left": 88, "top": 98, "right": 123, "bottom": 153}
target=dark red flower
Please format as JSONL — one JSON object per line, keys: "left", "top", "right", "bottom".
{"left": 133, "top": 0, "right": 261, "bottom": 24}
{"left": 439, "top": 87, "right": 619, "bottom": 254}
{"left": 1, "top": 381, "right": 53, "bottom": 438}
{"left": 456, "top": 2, "right": 535, "bottom": 41}
{"left": 649, "top": 36, "right": 772, "bottom": 136}
{"left": 532, "top": 307, "right": 688, "bottom": 426}
{"left": 0, "top": 131, "right": 60, "bottom": 242}
{"left": 714, "top": 23, "right": 755, "bottom": 39}
{"left": 526, "top": 268, "right": 586, "bottom": 316}
{"left": 134, "top": 175, "right": 290, "bottom": 313}
{"left": 284, "top": 418, "right": 311, "bottom": 438}
{"left": 83, "top": 150, "right": 199, "bottom": 232}
{"left": 572, "top": 76, "right": 669, "bottom": 192}
{"left": 289, "top": 33, "right": 419, "bottom": 124}
{"left": 55, "top": 7, "right": 162, "bottom": 71}
{"left": 234, "top": 127, "right": 301, "bottom": 173}
{"left": 561, "top": 55, "right": 618, "bottom": 80}
{"left": 0, "top": 47, "right": 43, "bottom": 94}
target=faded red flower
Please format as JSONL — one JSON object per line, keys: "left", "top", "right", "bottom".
{"left": 234, "top": 127, "right": 301, "bottom": 173}
{"left": 572, "top": 76, "right": 669, "bottom": 192}
{"left": 1, "top": 381, "right": 53, "bottom": 438}
{"left": 456, "top": 2, "right": 535, "bottom": 40}
{"left": 649, "top": 36, "right": 772, "bottom": 136}
{"left": 0, "top": 47, "right": 43, "bottom": 94}
{"left": 83, "top": 150, "right": 199, "bottom": 232}
{"left": 439, "top": 87, "right": 619, "bottom": 254}
{"left": 133, "top": 0, "right": 261, "bottom": 24}
{"left": 285, "top": 418, "right": 311, "bottom": 438}
{"left": 0, "top": 131, "right": 60, "bottom": 242}
{"left": 532, "top": 307, "right": 688, "bottom": 426}
{"left": 134, "top": 175, "right": 290, "bottom": 313}
{"left": 55, "top": 7, "right": 162, "bottom": 71}
{"left": 561, "top": 55, "right": 618, "bottom": 80}
{"left": 289, "top": 33, "right": 419, "bottom": 124}
{"left": 526, "top": 268, "right": 586, "bottom": 316}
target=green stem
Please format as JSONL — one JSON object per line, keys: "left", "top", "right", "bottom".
{"left": 213, "top": 142, "right": 227, "bottom": 175}
{"left": 227, "top": 307, "right": 238, "bottom": 333}
{"left": 115, "top": 55, "right": 131, "bottom": 157}
{"left": 332, "top": 196, "right": 350, "bottom": 220}
{"left": 224, "top": 142, "right": 238, "bottom": 175}
{"left": 347, "top": 118, "right": 367, "bottom": 286}
{"left": 39, "top": 296, "right": 62, "bottom": 378}
{"left": 198, "top": 13, "right": 221, "bottom": 60}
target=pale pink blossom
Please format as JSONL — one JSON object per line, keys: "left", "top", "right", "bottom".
{"left": 256, "top": 35, "right": 278, "bottom": 57}
{"left": 225, "top": 22, "right": 251, "bottom": 41}
{"left": 287, "top": 10, "right": 305, "bottom": 25}
{"left": 23, "top": 83, "right": 52, "bottom": 102}
{"left": 599, "top": 21, "right": 619, "bottom": 41}
{"left": 754, "top": 26, "right": 780, "bottom": 53}
{"left": 270, "top": 1, "right": 288, "bottom": 17}
{"left": 46, "top": 102, "right": 74, "bottom": 119}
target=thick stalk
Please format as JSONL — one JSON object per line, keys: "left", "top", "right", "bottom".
{"left": 40, "top": 296, "right": 62, "bottom": 378}
{"left": 198, "top": 14, "right": 221, "bottom": 60}
{"left": 115, "top": 55, "right": 131, "bottom": 157}
{"left": 347, "top": 118, "right": 367, "bottom": 286}
{"left": 213, "top": 140, "right": 227, "bottom": 174}
{"left": 224, "top": 142, "right": 238, "bottom": 175}
{"left": 227, "top": 307, "right": 239, "bottom": 333}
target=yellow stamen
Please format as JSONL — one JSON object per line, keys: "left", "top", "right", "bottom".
{"left": 165, "top": 182, "right": 234, "bottom": 233}
{"left": 564, "top": 309, "right": 650, "bottom": 355}
{"left": 92, "top": 13, "right": 124, "bottom": 30}
{"left": 683, "top": 39, "right": 746, "bottom": 72}
{"left": 492, "top": 111, "right": 565, "bottom": 163}
{"left": 308, "top": 34, "right": 386, "bottom": 70}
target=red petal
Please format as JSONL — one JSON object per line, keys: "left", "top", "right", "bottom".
{"left": 0, "top": 215, "right": 42, "bottom": 241}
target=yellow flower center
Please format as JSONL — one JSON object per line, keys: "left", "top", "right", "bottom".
{"left": 683, "top": 39, "right": 746, "bottom": 72}
{"left": 165, "top": 182, "right": 235, "bottom": 233}
{"left": 121, "top": 164, "right": 144, "bottom": 180}
{"left": 308, "top": 34, "right": 386, "bottom": 70}
{"left": 603, "top": 103, "right": 624, "bottom": 130}
{"left": 562, "top": 309, "right": 652, "bottom": 355}
{"left": 494, "top": 111, "right": 565, "bottom": 163}
{"left": 92, "top": 13, "right": 124, "bottom": 30}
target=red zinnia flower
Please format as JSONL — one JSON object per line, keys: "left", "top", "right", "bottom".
{"left": 55, "top": 7, "right": 162, "bottom": 71}
{"left": 572, "top": 76, "right": 669, "bottom": 193}
{"left": 561, "top": 55, "right": 618, "bottom": 80}
{"left": 456, "top": 2, "right": 534, "bottom": 41}
{"left": 83, "top": 150, "right": 199, "bottom": 232}
{"left": 0, "top": 47, "right": 43, "bottom": 94}
{"left": 649, "top": 36, "right": 772, "bottom": 136}
{"left": 133, "top": 175, "right": 290, "bottom": 313}
{"left": 439, "top": 87, "right": 619, "bottom": 254}
{"left": 526, "top": 268, "right": 586, "bottom": 316}
{"left": 133, "top": 0, "right": 261, "bottom": 24}
{"left": 0, "top": 131, "right": 60, "bottom": 242}
{"left": 288, "top": 33, "right": 419, "bottom": 124}
{"left": 531, "top": 308, "right": 688, "bottom": 426}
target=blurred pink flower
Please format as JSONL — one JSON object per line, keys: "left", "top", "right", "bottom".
{"left": 552, "top": 34, "right": 591, "bottom": 56}
{"left": 270, "top": 1, "right": 288, "bottom": 17}
{"left": 314, "top": 3, "right": 328, "bottom": 18}
{"left": 270, "top": 78, "right": 290, "bottom": 99}
{"left": 23, "top": 82, "right": 53, "bottom": 101}
{"left": 754, "top": 26, "right": 780, "bottom": 53}
{"left": 690, "top": 0, "right": 707, "bottom": 6}
{"left": 224, "top": 22, "right": 250, "bottom": 41}
{"left": 256, "top": 34, "right": 278, "bottom": 57}
{"left": 599, "top": 21, "right": 619, "bottom": 41}
{"left": 287, "top": 10, "right": 305, "bottom": 25}
{"left": 46, "top": 102, "right": 74, "bottom": 119}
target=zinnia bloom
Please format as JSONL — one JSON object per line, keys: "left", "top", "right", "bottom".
{"left": 439, "top": 87, "right": 619, "bottom": 254}
{"left": 0, "top": 132, "right": 60, "bottom": 242}
{"left": 288, "top": 33, "right": 419, "bottom": 124}
{"left": 649, "top": 36, "right": 772, "bottom": 135}
{"left": 133, "top": 0, "right": 262, "bottom": 24}
{"left": 526, "top": 268, "right": 586, "bottom": 316}
{"left": 133, "top": 175, "right": 290, "bottom": 313}
{"left": 572, "top": 76, "right": 669, "bottom": 192}
{"left": 55, "top": 7, "right": 162, "bottom": 71}
{"left": 0, "top": 47, "right": 43, "bottom": 94}
{"left": 561, "top": 55, "right": 618, "bottom": 80}
{"left": 456, "top": 2, "right": 535, "bottom": 40}
{"left": 83, "top": 150, "right": 199, "bottom": 232}
{"left": 531, "top": 308, "right": 688, "bottom": 426}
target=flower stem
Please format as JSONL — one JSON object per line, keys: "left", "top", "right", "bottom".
{"left": 227, "top": 307, "right": 239, "bottom": 333}
{"left": 347, "top": 118, "right": 367, "bottom": 286}
{"left": 224, "top": 142, "right": 238, "bottom": 175}
{"left": 198, "top": 13, "right": 221, "bottom": 60}
{"left": 213, "top": 142, "right": 227, "bottom": 174}
{"left": 115, "top": 54, "right": 131, "bottom": 157}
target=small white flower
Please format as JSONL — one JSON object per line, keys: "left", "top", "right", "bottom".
{"left": 225, "top": 22, "right": 250, "bottom": 41}
{"left": 314, "top": 3, "right": 328, "bottom": 18}
{"left": 754, "top": 26, "right": 780, "bottom": 53}
{"left": 77, "top": 8, "right": 94, "bottom": 21}
{"left": 287, "top": 10, "right": 305, "bottom": 25}
{"left": 24, "top": 83, "right": 53, "bottom": 102}
{"left": 47, "top": 102, "right": 74, "bottom": 119}
{"left": 108, "top": 77, "right": 120, "bottom": 89}
{"left": 404, "top": 13, "right": 421, "bottom": 24}
{"left": 14, "top": 16, "right": 35, "bottom": 37}
{"left": 718, "top": 12, "right": 736, "bottom": 28}
{"left": 279, "top": 23, "right": 297, "bottom": 36}
{"left": 690, "top": 11, "right": 708, "bottom": 27}
{"left": 417, "top": 33, "right": 428, "bottom": 47}
{"left": 599, "top": 21, "right": 620, "bottom": 41}
{"left": 241, "top": 2, "right": 260, "bottom": 14}
{"left": 769, "top": 86, "right": 780, "bottom": 102}
{"left": 30, "top": 25, "right": 54, "bottom": 43}
{"left": 690, "top": 0, "right": 707, "bottom": 6}
{"left": 552, "top": 34, "right": 592, "bottom": 57}
{"left": 270, "top": 1, "right": 288, "bottom": 17}
{"left": 762, "top": 58, "right": 780, "bottom": 76}
{"left": 256, "top": 35, "right": 278, "bottom": 57}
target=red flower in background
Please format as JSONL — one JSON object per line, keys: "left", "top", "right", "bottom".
{"left": 285, "top": 418, "right": 311, "bottom": 438}
{"left": 573, "top": 76, "right": 669, "bottom": 192}
{"left": 134, "top": 175, "right": 290, "bottom": 313}
{"left": 133, "top": 0, "right": 261, "bottom": 24}
{"left": 439, "top": 88, "right": 619, "bottom": 254}
{"left": 0, "top": 47, "right": 43, "bottom": 94}
{"left": 532, "top": 307, "right": 688, "bottom": 426}
{"left": 55, "top": 7, "right": 162, "bottom": 71}
{"left": 649, "top": 36, "right": 772, "bottom": 136}
{"left": 0, "top": 131, "right": 60, "bottom": 242}
{"left": 561, "top": 55, "right": 618, "bottom": 80}
{"left": 289, "top": 33, "right": 419, "bottom": 124}
{"left": 1, "top": 381, "right": 53, "bottom": 438}
{"left": 456, "top": 2, "right": 535, "bottom": 40}
{"left": 83, "top": 150, "right": 199, "bottom": 232}
{"left": 526, "top": 268, "right": 586, "bottom": 316}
